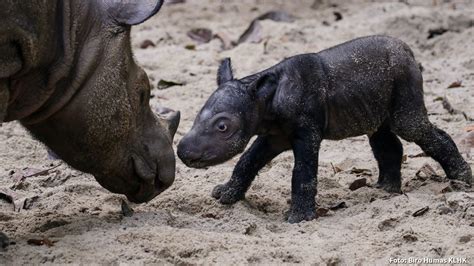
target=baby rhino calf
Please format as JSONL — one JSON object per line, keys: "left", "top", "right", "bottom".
{"left": 178, "top": 35, "right": 472, "bottom": 223}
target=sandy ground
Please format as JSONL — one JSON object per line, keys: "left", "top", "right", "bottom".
{"left": 1, "top": 0, "right": 473, "bottom": 264}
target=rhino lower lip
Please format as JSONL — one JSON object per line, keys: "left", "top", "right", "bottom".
{"left": 127, "top": 188, "right": 156, "bottom": 203}
{"left": 128, "top": 175, "right": 170, "bottom": 204}
{"left": 185, "top": 154, "right": 217, "bottom": 169}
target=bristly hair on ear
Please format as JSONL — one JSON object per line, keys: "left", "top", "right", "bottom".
{"left": 217, "top": 58, "right": 234, "bottom": 86}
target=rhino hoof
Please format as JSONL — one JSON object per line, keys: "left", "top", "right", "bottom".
{"left": 211, "top": 183, "right": 244, "bottom": 205}
{"left": 376, "top": 180, "right": 402, "bottom": 194}
{"left": 287, "top": 207, "right": 316, "bottom": 224}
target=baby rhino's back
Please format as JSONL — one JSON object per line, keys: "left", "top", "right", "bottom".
{"left": 317, "top": 35, "right": 421, "bottom": 139}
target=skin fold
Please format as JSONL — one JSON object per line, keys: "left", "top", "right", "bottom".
{"left": 0, "top": 0, "right": 180, "bottom": 203}
{"left": 178, "top": 35, "right": 472, "bottom": 223}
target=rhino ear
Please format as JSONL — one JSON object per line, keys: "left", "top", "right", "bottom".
{"left": 101, "top": 0, "right": 164, "bottom": 26}
{"left": 248, "top": 73, "right": 278, "bottom": 101}
{"left": 217, "top": 58, "right": 234, "bottom": 86}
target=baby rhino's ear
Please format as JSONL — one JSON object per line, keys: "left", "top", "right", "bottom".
{"left": 217, "top": 58, "right": 234, "bottom": 86}
{"left": 249, "top": 73, "right": 278, "bottom": 101}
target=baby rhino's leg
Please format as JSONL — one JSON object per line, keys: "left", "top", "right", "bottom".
{"left": 369, "top": 124, "right": 403, "bottom": 193}
{"left": 393, "top": 117, "right": 472, "bottom": 184}
{"left": 212, "top": 135, "right": 290, "bottom": 204}
{"left": 390, "top": 54, "right": 471, "bottom": 184}
{"left": 287, "top": 128, "right": 322, "bottom": 223}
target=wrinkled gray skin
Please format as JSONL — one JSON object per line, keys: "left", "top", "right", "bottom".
{"left": 0, "top": 0, "right": 180, "bottom": 204}
{"left": 178, "top": 35, "right": 472, "bottom": 223}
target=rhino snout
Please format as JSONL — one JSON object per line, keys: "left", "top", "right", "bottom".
{"left": 127, "top": 145, "right": 176, "bottom": 203}
{"left": 177, "top": 134, "right": 214, "bottom": 169}
{"left": 177, "top": 145, "right": 203, "bottom": 167}
{"left": 125, "top": 108, "right": 179, "bottom": 203}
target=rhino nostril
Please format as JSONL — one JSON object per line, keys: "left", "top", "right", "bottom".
{"left": 131, "top": 154, "right": 155, "bottom": 182}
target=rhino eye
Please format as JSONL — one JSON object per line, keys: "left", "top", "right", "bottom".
{"left": 216, "top": 121, "right": 228, "bottom": 132}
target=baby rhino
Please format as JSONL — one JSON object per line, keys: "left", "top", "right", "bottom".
{"left": 178, "top": 35, "right": 472, "bottom": 223}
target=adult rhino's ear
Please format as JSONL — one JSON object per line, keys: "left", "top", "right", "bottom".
{"left": 217, "top": 58, "right": 233, "bottom": 86}
{"left": 101, "top": 0, "right": 164, "bottom": 26}
{"left": 248, "top": 73, "right": 278, "bottom": 101}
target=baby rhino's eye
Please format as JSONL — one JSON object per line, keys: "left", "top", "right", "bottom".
{"left": 217, "top": 121, "right": 228, "bottom": 132}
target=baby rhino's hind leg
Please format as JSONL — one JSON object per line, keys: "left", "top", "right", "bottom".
{"left": 393, "top": 118, "right": 472, "bottom": 184}
{"left": 369, "top": 124, "right": 403, "bottom": 193}
{"left": 389, "top": 50, "right": 471, "bottom": 184}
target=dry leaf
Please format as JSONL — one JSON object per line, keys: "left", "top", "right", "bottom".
{"left": 157, "top": 79, "right": 185, "bottom": 90}
{"left": 0, "top": 189, "right": 39, "bottom": 212}
{"left": 236, "top": 11, "right": 295, "bottom": 45}
{"left": 415, "top": 164, "right": 439, "bottom": 180}
{"left": 439, "top": 185, "right": 453, "bottom": 194}
{"left": 12, "top": 164, "right": 62, "bottom": 187}
{"left": 459, "top": 235, "right": 471, "bottom": 243}
{"left": 166, "top": 0, "right": 186, "bottom": 4}
{"left": 256, "top": 11, "right": 295, "bottom": 22}
{"left": 349, "top": 178, "right": 367, "bottom": 191}
{"left": 350, "top": 168, "right": 372, "bottom": 176}
{"left": 412, "top": 206, "right": 429, "bottom": 217}
{"left": 403, "top": 234, "right": 418, "bottom": 242}
{"left": 464, "top": 125, "right": 474, "bottom": 132}
{"left": 237, "top": 20, "right": 263, "bottom": 44}
{"left": 332, "top": 158, "right": 356, "bottom": 173}
{"left": 27, "top": 237, "right": 54, "bottom": 247}
{"left": 316, "top": 208, "right": 329, "bottom": 217}
{"left": 427, "top": 27, "right": 448, "bottom": 39}
{"left": 187, "top": 28, "right": 213, "bottom": 44}
{"left": 140, "top": 39, "right": 155, "bottom": 49}
{"left": 213, "top": 32, "right": 233, "bottom": 50}
{"left": 442, "top": 97, "right": 455, "bottom": 114}
{"left": 447, "top": 80, "right": 462, "bottom": 89}
{"left": 329, "top": 201, "right": 347, "bottom": 210}
{"left": 184, "top": 44, "right": 196, "bottom": 50}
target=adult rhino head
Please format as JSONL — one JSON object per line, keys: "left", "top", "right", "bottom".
{"left": 0, "top": 0, "right": 180, "bottom": 203}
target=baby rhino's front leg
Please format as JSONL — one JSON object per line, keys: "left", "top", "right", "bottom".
{"left": 212, "top": 135, "right": 290, "bottom": 204}
{"left": 287, "top": 128, "right": 321, "bottom": 223}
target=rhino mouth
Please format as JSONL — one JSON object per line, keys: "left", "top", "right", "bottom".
{"left": 181, "top": 155, "right": 217, "bottom": 169}
{"left": 177, "top": 146, "right": 222, "bottom": 169}
{"left": 126, "top": 154, "right": 171, "bottom": 203}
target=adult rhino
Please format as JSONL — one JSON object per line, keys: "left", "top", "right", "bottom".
{"left": 0, "top": 0, "right": 180, "bottom": 203}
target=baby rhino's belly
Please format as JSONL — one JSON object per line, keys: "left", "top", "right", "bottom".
{"left": 323, "top": 90, "right": 390, "bottom": 140}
